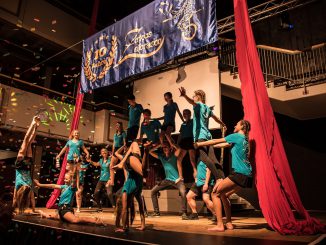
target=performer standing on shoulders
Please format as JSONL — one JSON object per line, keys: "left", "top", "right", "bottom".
{"left": 196, "top": 120, "right": 253, "bottom": 232}
{"left": 56, "top": 130, "right": 89, "bottom": 184}
{"left": 179, "top": 87, "right": 226, "bottom": 181}
{"left": 149, "top": 135, "right": 187, "bottom": 219}
{"left": 126, "top": 94, "right": 143, "bottom": 145}
{"left": 110, "top": 122, "right": 126, "bottom": 167}
{"left": 175, "top": 109, "right": 197, "bottom": 183}
{"left": 155, "top": 92, "right": 184, "bottom": 144}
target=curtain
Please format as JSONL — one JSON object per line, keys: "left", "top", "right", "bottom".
{"left": 233, "top": 0, "right": 325, "bottom": 234}
{"left": 46, "top": 84, "right": 84, "bottom": 208}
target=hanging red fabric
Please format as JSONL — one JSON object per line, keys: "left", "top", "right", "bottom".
{"left": 233, "top": 0, "right": 325, "bottom": 234}
{"left": 45, "top": 0, "right": 99, "bottom": 209}
{"left": 46, "top": 83, "right": 84, "bottom": 208}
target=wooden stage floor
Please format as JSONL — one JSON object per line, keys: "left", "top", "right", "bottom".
{"left": 12, "top": 208, "right": 326, "bottom": 245}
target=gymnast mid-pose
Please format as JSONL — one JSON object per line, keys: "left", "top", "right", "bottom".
{"left": 34, "top": 173, "right": 104, "bottom": 225}
{"left": 56, "top": 130, "right": 90, "bottom": 184}
{"left": 195, "top": 120, "right": 253, "bottom": 231}
{"left": 113, "top": 142, "right": 146, "bottom": 232}
{"left": 13, "top": 116, "right": 40, "bottom": 214}
{"left": 109, "top": 122, "right": 126, "bottom": 169}
{"left": 179, "top": 87, "right": 226, "bottom": 182}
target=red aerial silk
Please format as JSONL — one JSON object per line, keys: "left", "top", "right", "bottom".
{"left": 46, "top": 83, "right": 84, "bottom": 208}
{"left": 45, "top": 0, "right": 99, "bottom": 209}
{"left": 233, "top": 0, "right": 325, "bottom": 235}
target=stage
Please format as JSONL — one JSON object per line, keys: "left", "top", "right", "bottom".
{"left": 8, "top": 208, "right": 325, "bottom": 244}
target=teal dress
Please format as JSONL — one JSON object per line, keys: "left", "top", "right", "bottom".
{"left": 99, "top": 158, "right": 111, "bottom": 182}
{"left": 140, "top": 119, "right": 161, "bottom": 143}
{"left": 225, "top": 133, "right": 252, "bottom": 176}
{"left": 158, "top": 153, "right": 179, "bottom": 182}
{"left": 113, "top": 131, "right": 126, "bottom": 148}
{"left": 65, "top": 139, "right": 84, "bottom": 161}
{"left": 193, "top": 102, "right": 212, "bottom": 141}
{"left": 58, "top": 184, "right": 77, "bottom": 206}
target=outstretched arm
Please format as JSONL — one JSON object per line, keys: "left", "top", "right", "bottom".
{"left": 213, "top": 142, "right": 231, "bottom": 148}
{"left": 179, "top": 87, "right": 196, "bottom": 106}
{"left": 34, "top": 179, "right": 61, "bottom": 189}
{"left": 149, "top": 144, "right": 161, "bottom": 159}
{"left": 56, "top": 146, "right": 68, "bottom": 159}
{"left": 211, "top": 113, "right": 227, "bottom": 130}
{"left": 82, "top": 145, "right": 90, "bottom": 159}
{"left": 195, "top": 138, "right": 227, "bottom": 148}
{"left": 176, "top": 104, "right": 184, "bottom": 123}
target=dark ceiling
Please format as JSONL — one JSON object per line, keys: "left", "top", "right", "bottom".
{"left": 0, "top": 0, "right": 318, "bottom": 112}
{"left": 46, "top": 0, "right": 268, "bottom": 29}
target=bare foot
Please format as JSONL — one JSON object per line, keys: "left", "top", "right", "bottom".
{"left": 136, "top": 226, "right": 145, "bottom": 231}
{"left": 225, "top": 222, "right": 234, "bottom": 230}
{"left": 115, "top": 228, "right": 127, "bottom": 233}
{"left": 208, "top": 223, "right": 225, "bottom": 232}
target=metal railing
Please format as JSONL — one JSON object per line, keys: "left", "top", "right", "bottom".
{"left": 219, "top": 40, "right": 326, "bottom": 92}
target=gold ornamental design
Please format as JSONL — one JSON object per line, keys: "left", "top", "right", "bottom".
{"left": 83, "top": 35, "right": 118, "bottom": 82}
{"left": 159, "top": 0, "right": 201, "bottom": 41}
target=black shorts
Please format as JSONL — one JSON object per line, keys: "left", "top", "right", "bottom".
{"left": 58, "top": 205, "right": 74, "bottom": 221}
{"left": 228, "top": 172, "right": 253, "bottom": 188}
{"left": 126, "top": 126, "right": 139, "bottom": 144}
{"left": 190, "top": 182, "right": 213, "bottom": 196}
{"left": 161, "top": 123, "right": 175, "bottom": 132}
{"left": 179, "top": 137, "right": 194, "bottom": 150}
{"left": 125, "top": 153, "right": 142, "bottom": 171}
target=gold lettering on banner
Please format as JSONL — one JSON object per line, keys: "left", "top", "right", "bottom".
{"left": 83, "top": 35, "right": 117, "bottom": 82}
{"left": 159, "top": 0, "right": 201, "bottom": 41}
{"left": 115, "top": 27, "right": 165, "bottom": 67}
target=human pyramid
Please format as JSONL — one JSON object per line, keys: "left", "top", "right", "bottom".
{"left": 13, "top": 87, "right": 253, "bottom": 233}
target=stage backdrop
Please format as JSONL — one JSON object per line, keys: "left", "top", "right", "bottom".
{"left": 134, "top": 57, "right": 221, "bottom": 131}
{"left": 81, "top": 0, "right": 217, "bottom": 93}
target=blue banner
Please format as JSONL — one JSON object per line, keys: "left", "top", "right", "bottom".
{"left": 81, "top": 0, "right": 217, "bottom": 93}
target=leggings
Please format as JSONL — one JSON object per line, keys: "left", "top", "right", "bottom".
{"left": 197, "top": 140, "right": 225, "bottom": 180}
{"left": 94, "top": 181, "right": 115, "bottom": 207}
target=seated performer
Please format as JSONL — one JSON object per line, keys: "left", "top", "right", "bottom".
{"left": 149, "top": 135, "right": 187, "bottom": 219}
{"left": 184, "top": 161, "right": 216, "bottom": 220}
{"left": 89, "top": 148, "right": 115, "bottom": 212}
{"left": 13, "top": 116, "right": 40, "bottom": 214}
{"left": 195, "top": 120, "right": 252, "bottom": 232}
{"left": 112, "top": 142, "right": 146, "bottom": 232}
{"left": 34, "top": 174, "right": 104, "bottom": 225}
